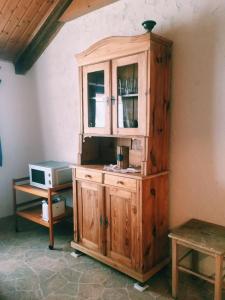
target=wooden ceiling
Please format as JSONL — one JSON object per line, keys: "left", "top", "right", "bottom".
{"left": 0, "top": 0, "right": 117, "bottom": 74}
{"left": 0, "top": 0, "right": 61, "bottom": 61}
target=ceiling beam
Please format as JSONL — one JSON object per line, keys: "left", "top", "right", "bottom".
{"left": 14, "top": 0, "right": 118, "bottom": 74}
{"left": 14, "top": 0, "right": 73, "bottom": 75}
{"left": 60, "top": 0, "right": 118, "bottom": 22}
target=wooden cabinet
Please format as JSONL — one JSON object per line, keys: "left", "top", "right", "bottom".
{"left": 72, "top": 31, "right": 172, "bottom": 283}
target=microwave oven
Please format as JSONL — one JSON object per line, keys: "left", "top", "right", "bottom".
{"left": 29, "top": 161, "right": 72, "bottom": 189}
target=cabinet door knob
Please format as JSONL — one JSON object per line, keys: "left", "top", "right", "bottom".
{"left": 85, "top": 174, "right": 92, "bottom": 179}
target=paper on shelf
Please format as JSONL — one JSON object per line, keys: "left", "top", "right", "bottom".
{"left": 103, "top": 164, "right": 140, "bottom": 173}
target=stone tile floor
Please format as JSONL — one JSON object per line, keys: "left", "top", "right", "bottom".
{"left": 0, "top": 216, "right": 219, "bottom": 300}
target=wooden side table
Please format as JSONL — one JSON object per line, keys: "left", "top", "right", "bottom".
{"left": 13, "top": 177, "right": 72, "bottom": 249}
{"left": 169, "top": 219, "right": 225, "bottom": 300}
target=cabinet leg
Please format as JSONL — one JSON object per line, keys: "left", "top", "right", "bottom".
{"left": 133, "top": 282, "right": 149, "bottom": 292}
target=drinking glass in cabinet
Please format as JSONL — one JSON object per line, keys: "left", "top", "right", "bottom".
{"left": 117, "top": 63, "right": 138, "bottom": 128}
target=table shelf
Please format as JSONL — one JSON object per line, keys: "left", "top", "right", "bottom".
{"left": 16, "top": 204, "right": 73, "bottom": 228}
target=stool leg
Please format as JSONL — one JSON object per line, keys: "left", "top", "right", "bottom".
{"left": 172, "top": 239, "right": 178, "bottom": 299}
{"left": 215, "top": 254, "right": 223, "bottom": 300}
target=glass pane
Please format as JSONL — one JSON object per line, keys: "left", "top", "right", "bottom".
{"left": 117, "top": 63, "right": 138, "bottom": 128}
{"left": 88, "top": 70, "right": 105, "bottom": 128}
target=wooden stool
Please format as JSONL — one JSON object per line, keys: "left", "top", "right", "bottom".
{"left": 169, "top": 219, "right": 225, "bottom": 300}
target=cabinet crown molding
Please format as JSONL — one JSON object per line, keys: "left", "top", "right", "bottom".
{"left": 76, "top": 32, "right": 173, "bottom": 66}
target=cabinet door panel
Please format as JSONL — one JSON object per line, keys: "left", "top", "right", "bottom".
{"left": 83, "top": 62, "right": 111, "bottom": 135}
{"left": 77, "top": 181, "right": 105, "bottom": 254}
{"left": 112, "top": 52, "right": 147, "bottom": 136}
{"left": 105, "top": 187, "right": 139, "bottom": 268}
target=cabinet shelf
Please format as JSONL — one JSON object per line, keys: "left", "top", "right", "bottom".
{"left": 119, "top": 93, "right": 138, "bottom": 98}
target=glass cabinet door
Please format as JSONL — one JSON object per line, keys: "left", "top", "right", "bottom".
{"left": 112, "top": 53, "right": 147, "bottom": 136}
{"left": 83, "top": 62, "right": 111, "bottom": 134}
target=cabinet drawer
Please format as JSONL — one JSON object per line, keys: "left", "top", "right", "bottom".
{"left": 75, "top": 168, "right": 102, "bottom": 183}
{"left": 104, "top": 174, "right": 137, "bottom": 191}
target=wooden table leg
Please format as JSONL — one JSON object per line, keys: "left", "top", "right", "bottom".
{"left": 215, "top": 254, "right": 223, "bottom": 300}
{"left": 172, "top": 239, "right": 178, "bottom": 299}
{"left": 48, "top": 189, "right": 54, "bottom": 250}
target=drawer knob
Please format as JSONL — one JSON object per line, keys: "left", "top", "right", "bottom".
{"left": 117, "top": 181, "right": 124, "bottom": 185}
{"left": 85, "top": 174, "right": 92, "bottom": 179}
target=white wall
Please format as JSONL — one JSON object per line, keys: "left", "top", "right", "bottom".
{"left": 0, "top": 61, "right": 43, "bottom": 218}
{"left": 30, "top": 0, "right": 225, "bottom": 228}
